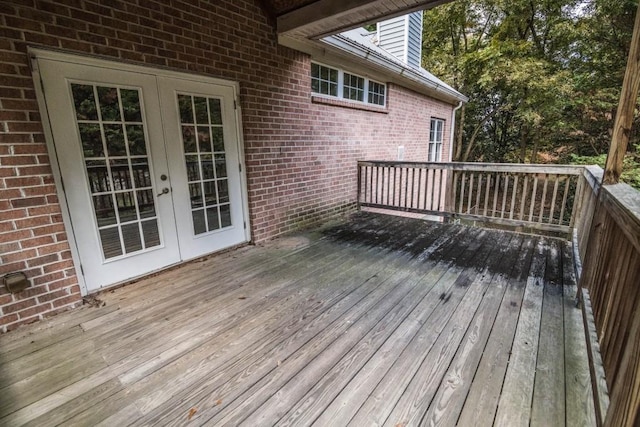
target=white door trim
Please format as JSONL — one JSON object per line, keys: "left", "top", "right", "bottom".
{"left": 30, "top": 48, "right": 251, "bottom": 295}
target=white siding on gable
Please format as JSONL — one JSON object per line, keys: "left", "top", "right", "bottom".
{"left": 407, "top": 12, "right": 423, "bottom": 68}
{"left": 377, "top": 16, "right": 408, "bottom": 63}
{"left": 377, "top": 12, "right": 423, "bottom": 68}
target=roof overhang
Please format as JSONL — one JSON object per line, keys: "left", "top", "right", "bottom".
{"left": 276, "top": 0, "right": 453, "bottom": 39}
{"left": 273, "top": 0, "right": 466, "bottom": 104}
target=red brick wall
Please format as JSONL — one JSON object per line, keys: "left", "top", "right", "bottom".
{"left": 0, "top": 0, "right": 454, "bottom": 331}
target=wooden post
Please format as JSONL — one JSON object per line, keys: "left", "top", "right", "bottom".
{"left": 356, "top": 162, "right": 362, "bottom": 210}
{"left": 604, "top": 2, "right": 640, "bottom": 184}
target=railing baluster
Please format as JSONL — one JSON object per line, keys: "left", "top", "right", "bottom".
{"left": 391, "top": 167, "right": 402, "bottom": 206}
{"left": 510, "top": 175, "right": 518, "bottom": 220}
{"left": 528, "top": 176, "right": 538, "bottom": 222}
{"left": 459, "top": 172, "right": 466, "bottom": 214}
{"left": 403, "top": 167, "right": 409, "bottom": 209}
{"left": 435, "top": 168, "right": 442, "bottom": 211}
{"left": 378, "top": 166, "right": 383, "bottom": 205}
{"left": 538, "top": 174, "right": 549, "bottom": 224}
{"left": 387, "top": 166, "right": 402, "bottom": 206}
{"left": 483, "top": 173, "right": 491, "bottom": 216}
{"left": 548, "top": 175, "right": 560, "bottom": 224}
{"left": 357, "top": 163, "right": 362, "bottom": 208}
{"left": 538, "top": 174, "right": 549, "bottom": 223}
{"left": 475, "top": 173, "right": 483, "bottom": 215}
{"left": 467, "top": 173, "right": 474, "bottom": 214}
{"left": 387, "top": 166, "right": 392, "bottom": 206}
{"left": 388, "top": 166, "right": 393, "bottom": 206}
{"left": 378, "top": 166, "right": 382, "bottom": 205}
{"left": 501, "top": 174, "right": 508, "bottom": 219}
{"left": 409, "top": 167, "right": 415, "bottom": 209}
{"left": 520, "top": 175, "right": 529, "bottom": 221}
{"left": 492, "top": 173, "right": 500, "bottom": 217}
{"left": 559, "top": 176, "right": 570, "bottom": 225}
{"left": 368, "top": 165, "right": 373, "bottom": 204}
{"left": 401, "top": 166, "right": 404, "bottom": 208}
{"left": 362, "top": 165, "right": 366, "bottom": 204}
{"left": 393, "top": 167, "right": 405, "bottom": 206}
{"left": 417, "top": 168, "right": 426, "bottom": 209}
{"left": 416, "top": 167, "right": 420, "bottom": 209}
{"left": 431, "top": 167, "right": 438, "bottom": 211}
{"left": 431, "top": 168, "right": 437, "bottom": 211}
{"left": 451, "top": 170, "right": 459, "bottom": 213}
{"left": 422, "top": 168, "right": 427, "bottom": 210}
{"left": 416, "top": 167, "right": 422, "bottom": 210}
{"left": 381, "top": 166, "right": 386, "bottom": 206}
{"left": 371, "top": 166, "right": 376, "bottom": 205}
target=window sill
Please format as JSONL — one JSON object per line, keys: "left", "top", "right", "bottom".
{"left": 311, "top": 95, "right": 388, "bottom": 114}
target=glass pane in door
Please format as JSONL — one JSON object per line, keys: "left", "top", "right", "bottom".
{"left": 71, "top": 83, "right": 162, "bottom": 260}
{"left": 177, "top": 93, "right": 233, "bottom": 235}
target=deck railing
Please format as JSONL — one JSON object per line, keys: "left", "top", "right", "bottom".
{"left": 576, "top": 172, "right": 640, "bottom": 427}
{"left": 357, "top": 161, "right": 583, "bottom": 234}
{"left": 357, "top": 160, "right": 640, "bottom": 426}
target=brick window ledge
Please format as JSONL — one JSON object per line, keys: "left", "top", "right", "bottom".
{"left": 311, "top": 95, "right": 388, "bottom": 114}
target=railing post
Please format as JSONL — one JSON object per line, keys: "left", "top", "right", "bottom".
{"left": 570, "top": 173, "right": 585, "bottom": 231}
{"left": 356, "top": 162, "right": 362, "bottom": 211}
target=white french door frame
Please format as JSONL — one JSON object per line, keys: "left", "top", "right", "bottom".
{"left": 30, "top": 48, "right": 251, "bottom": 295}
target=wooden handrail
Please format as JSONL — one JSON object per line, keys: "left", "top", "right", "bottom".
{"left": 574, "top": 173, "right": 640, "bottom": 427}
{"left": 358, "top": 160, "right": 584, "bottom": 175}
{"left": 357, "top": 161, "right": 582, "bottom": 234}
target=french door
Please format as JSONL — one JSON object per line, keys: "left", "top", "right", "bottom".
{"left": 36, "top": 53, "right": 248, "bottom": 292}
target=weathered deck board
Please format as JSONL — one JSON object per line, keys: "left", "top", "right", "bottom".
{"left": 417, "top": 237, "right": 534, "bottom": 427}
{"left": 531, "top": 239, "right": 566, "bottom": 426}
{"left": 455, "top": 236, "right": 536, "bottom": 427}
{"left": 381, "top": 233, "right": 519, "bottom": 427}
{"left": 493, "top": 239, "right": 547, "bottom": 426}
{"left": 562, "top": 244, "right": 598, "bottom": 427}
{"left": 0, "top": 212, "right": 596, "bottom": 427}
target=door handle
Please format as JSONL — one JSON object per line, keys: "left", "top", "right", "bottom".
{"left": 157, "top": 187, "right": 170, "bottom": 197}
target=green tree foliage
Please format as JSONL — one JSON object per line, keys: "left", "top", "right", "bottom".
{"left": 422, "top": 0, "right": 640, "bottom": 188}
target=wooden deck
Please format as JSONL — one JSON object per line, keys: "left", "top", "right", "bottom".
{"left": 0, "top": 212, "right": 596, "bottom": 426}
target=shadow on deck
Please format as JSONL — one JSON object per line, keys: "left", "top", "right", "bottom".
{"left": 0, "top": 212, "right": 596, "bottom": 426}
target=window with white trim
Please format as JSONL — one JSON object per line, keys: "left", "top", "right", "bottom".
{"left": 429, "top": 118, "right": 444, "bottom": 162}
{"left": 368, "top": 81, "right": 386, "bottom": 106}
{"left": 311, "top": 62, "right": 386, "bottom": 107}
{"left": 311, "top": 63, "right": 338, "bottom": 97}
{"left": 343, "top": 73, "right": 365, "bottom": 101}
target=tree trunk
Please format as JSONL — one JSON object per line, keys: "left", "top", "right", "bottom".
{"left": 463, "top": 108, "right": 498, "bottom": 162}
{"left": 519, "top": 125, "right": 529, "bottom": 162}
{"left": 530, "top": 135, "right": 539, "bottom": 164}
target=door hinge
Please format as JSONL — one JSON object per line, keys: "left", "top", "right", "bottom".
{"left": 234, "top": 99, "right": 238, "bottom": 110}
{"left": 239, "top": 163, "right": 242, "bottom": 173}
{"left": 79, "top": 264, "right": 84, "bottom": 276}
{"left": 243, "top": 221, "right": 246, "bottom": 229}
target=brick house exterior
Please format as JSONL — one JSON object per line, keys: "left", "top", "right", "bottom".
{"left": 0, "top": 0, "right": 463, "bottom": 332}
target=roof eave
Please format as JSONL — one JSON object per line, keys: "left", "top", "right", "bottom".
{"left": 279, "top": 33, "right": 467, "bottom": 105}
{"left": 324, "top": 33, "right": 467, "bottom": 103}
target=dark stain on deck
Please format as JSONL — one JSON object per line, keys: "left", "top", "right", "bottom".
{"left": 322, "top": 212, "right": 560, "bottom": 282}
